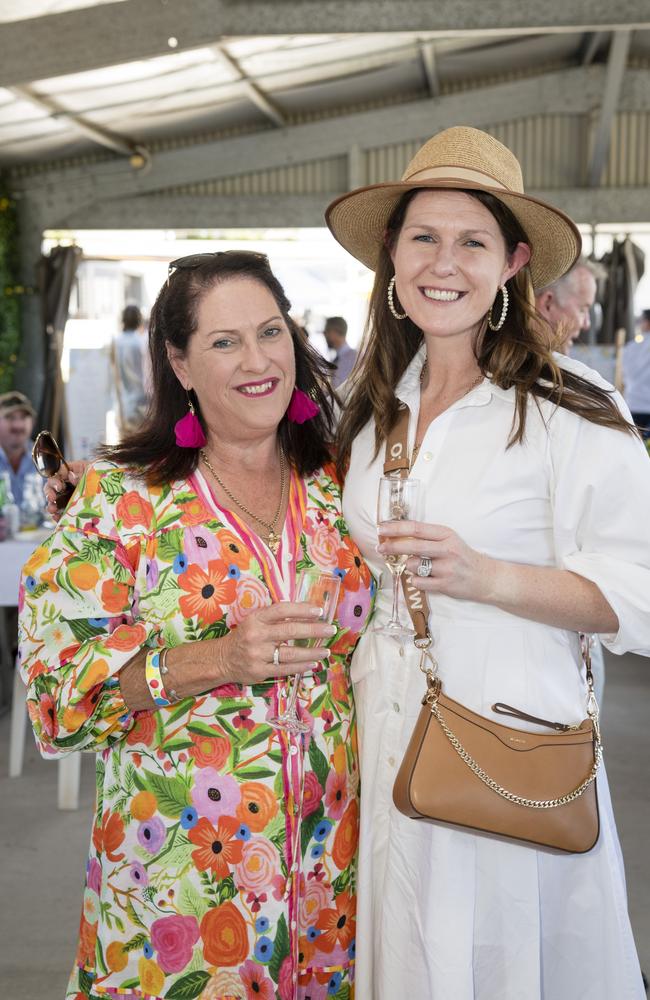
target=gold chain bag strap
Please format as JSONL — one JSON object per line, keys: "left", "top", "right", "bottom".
{"left": 385, "top": 404, "right": 602, "bottom": 853}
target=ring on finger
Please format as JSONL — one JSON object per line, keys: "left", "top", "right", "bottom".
{"left": 416, "top": 556, "right": 433, "bottom": 578}
{"left": 272, "top": 644, "right": 281, "bottom": 668}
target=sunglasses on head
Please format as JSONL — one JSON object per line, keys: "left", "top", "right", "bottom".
{"left": 167, "top": 250, "right": 269, "bottom": 282}
{"left": 32, "top": 430, "right": 75, "bottom": 510}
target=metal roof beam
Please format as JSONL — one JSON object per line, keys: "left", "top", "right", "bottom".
{"left": 588, "top": 30, "right": 632, "bottom": 187}
{"left": 213, "top": 45, "right": 287, "bottom": 127}
{"left": 9, "top": 85, "right": 148, "bottom": 162}
{"left": 53, "top": 187, "right": 650, "bottom": 231}
{"left": 12, "top": 65, "right": 649, "bottom": 224}
{"left": 0, "top": 0, "right": 649, "bottom": 88}
{"left": 419, "top": 41, "right": 440, "bottom": 98}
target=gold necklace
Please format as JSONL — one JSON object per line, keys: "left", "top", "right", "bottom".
{"left": 200, "top": 450, "right": 287, "bottom": 555}
{"left": 412, "top": 364, "right": 485, "bottom": 464}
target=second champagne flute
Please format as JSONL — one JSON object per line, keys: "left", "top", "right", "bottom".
{"left": 374, "top": 476, "right": 420, "bottom": 636}
{"left": 269, "top": 568, "right": 341, "bottom": 733}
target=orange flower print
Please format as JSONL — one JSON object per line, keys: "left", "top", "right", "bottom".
{"left": 226, "top": 575, "right": 269, "bottom": 628}
{"left": 178, "top": 559, "right": 237, "bottom": 626}
{"left": 100, "top": 579, "right": 130, "bottom": 614}
{"left": 337, "top": 537, "right": 371, "bottom": 592}
{"left": 235, "top": 782, "right": 278, "bottom": 832}
{"left": 105, "top": 623, "right": 147, "bottom": 651}
{"left": 178, "top": 497, "right": 212, "bottom": 527}
{"left": 200, "top": 901, "right": 249, "bottom": 967}
{"left": 93, "top": 809, "right": 126, "bottom": 862}
{"left": 125, "top": 712, "right": 156, "bottom": 746}
{"left": 190, "top": 731, "right": 230, "bottom": 770}
{"left": 76, "top": 913, "right": 98, "bottom": 967}
{"left": 332, "top": 799, "right": 358, "bottom": 872}
{"left": 116, "top": 491, "right": 154, "bottom": 529}
{"left": 188, "top": 816, "right": 243, "bottom": 879}
{"left": 234, "top": 836, "right": 279, "bottom": 895}
{"left": 325, "top": 767, "right": 348, "bottom": 821}
{"left": 315, "top": 890, "right": 356, "bottom": 952}
{"left": 218, "top": 530, "right": 251, "bottom": 570}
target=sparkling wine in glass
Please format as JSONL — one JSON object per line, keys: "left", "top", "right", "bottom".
{"left": 374, "top": 476, "right": 419, "bottom": 636}
{"left": 269, "top": 568, "right": 341, "bottom": 733}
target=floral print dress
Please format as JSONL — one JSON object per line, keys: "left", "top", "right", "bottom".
{"left": 18, "top": 460, "right": 374, "bottom": 1000}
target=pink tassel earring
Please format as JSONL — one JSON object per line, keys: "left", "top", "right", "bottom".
{"left": 174, "top": 392, "right": 206, "bottom": 447}
{"left": 287, "top": 387, "right": 320, "bottom": 424}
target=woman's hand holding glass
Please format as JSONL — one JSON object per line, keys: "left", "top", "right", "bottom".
{"left": 216, "top": 599, "right": 335, "bottom": 689}
{"left": 375, "top": 476, "right": 420, "bottom": 635}
{"left": 378, "top": 521, "right": 491, "bottom": 603}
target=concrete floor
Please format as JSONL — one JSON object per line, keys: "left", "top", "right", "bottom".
{"left": 0, "top": 651, "right": 648, "bottom": 1000}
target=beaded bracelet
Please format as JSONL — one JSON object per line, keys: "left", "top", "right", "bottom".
{"left": 144, "top": 648, "right": 180, "bottom": 707}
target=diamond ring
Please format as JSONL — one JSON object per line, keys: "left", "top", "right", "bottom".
{"left": 416, "top": 557, "right": 433, "bottom": 578}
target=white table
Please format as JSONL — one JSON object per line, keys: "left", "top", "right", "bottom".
{"left": 2, "top": 529, "right": 81, "bottom": 809}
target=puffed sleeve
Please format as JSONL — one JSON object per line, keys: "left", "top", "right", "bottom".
{"left": 549, "top": 388, "right": 650, "bottom": 655}
{"left": 18, "top": 463, "right": 157, "bottom": 756}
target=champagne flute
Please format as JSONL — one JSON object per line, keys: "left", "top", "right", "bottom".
{"left": 374, "top": 476, "right": 420, "bottom": 636}
{"left": 269, "top": 568, "right": 341, "bottom": 733}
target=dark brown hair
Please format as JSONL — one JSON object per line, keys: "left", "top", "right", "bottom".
{"left": 337, "top": 189, "right": 636, "bottom": 478}
{"left": 99, "top": 251, "right": 336, "bottom": 484}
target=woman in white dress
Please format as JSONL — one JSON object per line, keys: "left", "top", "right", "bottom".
{"left": 326, "top": 126, "right": 650, "bottom": 999}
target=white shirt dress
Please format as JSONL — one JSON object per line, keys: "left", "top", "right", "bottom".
{"left": 343, "top": 348, "right": 650, "bottom": 1000}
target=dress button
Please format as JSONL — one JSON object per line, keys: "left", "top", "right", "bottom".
{"left": 393, "top": 702, "right": 400, "bottom": 713}
{"left": 399, "top": 646, "right": 405, "bottom": 658}
{"left": 289, "top": 744, "right": 299, "bottom": 756}
{"left": 287, "top": 552, "right": 293, "bottom": 561}
{"left": 423, "top": 451, "right": 433, "bottom": 461}
{"left": 291, "top": 919, "right": 297, "bottom": 930}
{"left": 388, "top": 755, "right": 396, "bottom": 767}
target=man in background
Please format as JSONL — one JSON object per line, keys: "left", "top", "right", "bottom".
{"left": 0, "top": 391, "right": 36, "bottom": 507}
{"left": 535, "top": 257, "right": 608, "bottom": 708}
{"left": 323, "top": 316, "right": 357, "bottom": 388}
{"left": 535, "top": 257, "right": 604, "bottom": 353}
{"left": 622, "top": 308, "right": 650, "bottom": 437}
{"left": 112, "top": 304, "right": 149, "bottom": 436}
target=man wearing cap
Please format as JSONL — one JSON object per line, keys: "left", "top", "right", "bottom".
{"left": 0, "top": 391, "right": 36, "bottom": 507}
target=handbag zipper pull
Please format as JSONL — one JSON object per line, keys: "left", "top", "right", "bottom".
{"left": 492, "top": 702, "right": 580, "bottom": 732}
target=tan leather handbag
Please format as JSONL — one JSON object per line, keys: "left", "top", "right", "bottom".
{"left": 384, "top": 403, "right": 602, "bottom": 854}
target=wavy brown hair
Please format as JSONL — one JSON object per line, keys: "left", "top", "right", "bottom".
{"left": 98, "top": 251, "right": 336, "bottom": 485}
{"left": 336, "top": 189, "right": 636, "bottom": 478}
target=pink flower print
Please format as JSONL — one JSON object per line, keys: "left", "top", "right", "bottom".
{"left": 298, "top": 874, "right": 330, "bottom": 930}
{"left": 183, "top": 525, "right": 222, "bottom": 570}
{"left": 325, "top": 768, "right": 348, "bottom": 821}
{"left": 150, "top": 914, "right": 200, "bottom": 973}
{"left": 86, "top": 857, "right": 102, "bottom": 894}
{"left": 235, "top": 836, "right": 279, "bottom": 894}
{"left": 278, "top": 956, "right": 294, "bottom": 1000}
{"left": 306, "top": 518, "right": 339, "bottom": 569}
{"left": 240, "top": 959, "right": 275, "bottom": 1000}
{"left": 302, "top": 770, "right": 324, "bottom": 818}
{"left": 191, "top": 767, "right": 242, "bottom": 823}
{"left": 337, "top": 583, "right": 372, "bottom": 634}
{"left": 246, "top": 891, "right": 267, "bottom": 913}
{"left": 226, "top": 575, "right": 270, "bottom": 627}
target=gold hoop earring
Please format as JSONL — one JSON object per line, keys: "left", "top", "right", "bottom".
{"left": 487, "top": 284, "right": 509, "bottom": 331}
{"left": 387, "top": 275, "right": 407, "bottom": 320}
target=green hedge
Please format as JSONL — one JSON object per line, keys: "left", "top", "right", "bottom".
{"left": 0, "top": 180, "right": 23, "bottom": 393}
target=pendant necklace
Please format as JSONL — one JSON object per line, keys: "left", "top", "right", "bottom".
{"left": 200, "top": 450, "right": 287, "bottom": 555}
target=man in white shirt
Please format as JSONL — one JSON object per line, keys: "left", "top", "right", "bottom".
{"left": 622, "top": 309, "right": 650, "bottom": 437}
{"left": 324, "top": 316, "right": 357, "bottom": 388}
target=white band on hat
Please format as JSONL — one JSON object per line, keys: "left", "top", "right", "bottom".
{"left": 405, "top": 165, "right": 512, "bottom": 191}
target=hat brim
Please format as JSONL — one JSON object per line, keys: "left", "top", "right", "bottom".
{"left": 326, "top": 179, "right": 581, "bottom": 290}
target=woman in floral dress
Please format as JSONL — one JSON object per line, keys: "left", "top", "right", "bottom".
{"left": 19, "top": 251, "right": 374, "bottom": 1000}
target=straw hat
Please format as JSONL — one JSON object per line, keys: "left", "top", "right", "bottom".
{"left": 326, "top": 126, "right": 580, "bottom": 289}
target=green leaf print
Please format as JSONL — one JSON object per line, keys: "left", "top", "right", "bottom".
{"left": 235, "top": 764, "right": 275, "bottom": 780}
{"left": 217, "top": 874, "right": 237, "bottom": 904}
{"left": 308, "top": 740, "right": 330, "bottom": 789}
{"left": 78, "top": 968, "right": 95, "bottom": 996}
{"left": 157, "top": 529, "right": 184, "bottom": 563}
{"left": 269, "top": 913, "right": 290, "bottom": 983}
{"left": 78, "top": 537, "right": 115, "bottom": 563}
{"left": 142, "top": 772, "right": 190, "bottom": 817}
{"left": 331, "top": 867, "right": 351, "bottom": 895}
{"left": 334, "top": 986, "right": 351, "bottom": 1000}
{"left": 100, "top": 470, "right": 126, "bottom": 502}
{"left": 301, "top": 802, "right": 325, "bottom": 856}
{"left": 178, "top": 877, "right": 210, "bottom": 921}
{"left": 126, "top": 898, "right": 148, "bottom": 930}
{"left": 240, "top": 724, "right": 273, "bottom": 750}
{"left": 164, "top": 969, "right": 212, "bottom": 998}
{"left": 63, "top": 617, "right": 106, "bottom": 643}
{"left": 123, "top": 932, "right": 148, "bottom": 952}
